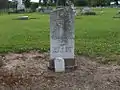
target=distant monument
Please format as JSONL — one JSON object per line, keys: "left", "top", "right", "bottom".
{"left": 81, "top": 7, "right": 96, "bottom": 15}
{"left": 16, "top": 0, "right": 25, "bottom": 11}
{"left": 12, "top": 0, "right": 25, "bottom": 11}
{"left": 49, "top": 0, "right": 76, "bottom": 71}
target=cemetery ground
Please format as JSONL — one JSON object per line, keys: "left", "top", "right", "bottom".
{"left": 0, "top": 8, "right": 120, "bottom": 89}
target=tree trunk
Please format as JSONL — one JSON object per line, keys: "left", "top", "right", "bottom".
{"left": 0, "top": 0, "right": 8, "bottom": 9}
{"left": 115, "top": 0, "right": 118, "bottom": 5}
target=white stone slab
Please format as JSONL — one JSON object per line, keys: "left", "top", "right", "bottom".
{"left": 50, "top": 7, "right": 75, "bottom": 59}
{"left": 54, "top": 57, "right": 65, "bottom": 72}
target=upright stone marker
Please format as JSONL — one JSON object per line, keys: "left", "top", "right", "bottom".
{"left": 49, "top": 6, "right": 75, "bottom": 70}
{"left": 16, "top": 0, "right": 25, "bottom": 11}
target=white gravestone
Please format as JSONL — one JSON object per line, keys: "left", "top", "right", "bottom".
{"left": 54, "top": 57, "right": 65, "bottom": 72}
{"left": 50, "top": 7, "right": 75, "bottom": 60}
{"left": 16, "top": 0, "right": 25, "bottom": 10}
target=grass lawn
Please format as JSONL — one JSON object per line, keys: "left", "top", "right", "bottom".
{"left": 0, "top": 8, "right": 120, "bottom": 63}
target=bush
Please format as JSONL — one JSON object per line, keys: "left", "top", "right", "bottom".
{"left": 74, "top": 0, "right": 88, "bottom": 6}
{"left": 81, "top": 12, "right": 96, "bottom": 15}
{"left": 30, "top": 3, "right": 39, "bottom": 12}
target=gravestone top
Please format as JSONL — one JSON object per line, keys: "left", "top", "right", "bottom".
{"left": 81, "top": 7, "right": 96, "bottom": 15}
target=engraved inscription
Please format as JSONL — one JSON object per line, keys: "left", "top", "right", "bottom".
{"left": 52, "top": 46, "right": 73, "bottom": 53}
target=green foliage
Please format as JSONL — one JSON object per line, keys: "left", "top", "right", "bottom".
{"left": 81, "top": 11, "right": 96, "bottom": 15}
{"left": 31, "top": 3, "right": 39, "bottom": 12}
{"left": 74, "top": 0, "right": 88, "bottom": 6}
{"left": 56, "top": 0, "right": 74, "bottom": 6}
{"left": 74, "top": 0, "right": 111, "bottom": 6}
{"left": 115, "top": 0, "right": 119, "bottom": 5}
{"left": 23, "top": 0, "right": 31, "bottom": 8}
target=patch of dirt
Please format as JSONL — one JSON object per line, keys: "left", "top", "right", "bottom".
{"left": 0, "top": 51, "right": 120, "bottom": 90}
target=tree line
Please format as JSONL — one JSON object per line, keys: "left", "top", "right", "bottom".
{"left": 0, "top": 0, "right": 119, "bottom": 10}
{"left": 21, "top": 0, "right": 120, "bottom": 10}
{"left": 36, "top": 0, "right": 119, "bottom": 6}
{"left": 0, "top": 0, "right": 8, "bottom": 9}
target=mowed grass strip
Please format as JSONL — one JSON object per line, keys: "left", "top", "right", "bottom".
{"left": 0, "top": 8, "right": 120, "bottom": 58}
{"left": 0, "top": 13, "right": 50, "bottom": 52}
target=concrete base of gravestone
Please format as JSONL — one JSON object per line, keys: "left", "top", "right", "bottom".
{"left": 48, "top": 59, "right": 77, "bottom": 72}
{"left": 0, "top": 56, "right": 3, "bottom": 67}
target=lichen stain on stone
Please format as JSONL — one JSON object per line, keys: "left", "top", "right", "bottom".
{"left": 51, "top": 7, "right": 74, "bottom": 46}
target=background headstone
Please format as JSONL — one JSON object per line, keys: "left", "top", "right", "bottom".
{"left": 82, "top": 7, "right": 92, "bottom": 13}
{"left": 81, "top": 7, "right": 96, "bottom": 15}
{"left": 16, "top": 0, "right": 25, "bottom": 11}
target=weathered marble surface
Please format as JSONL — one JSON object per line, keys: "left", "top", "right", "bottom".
{"left": 50, "top": 7, "right": 75, "bottom": 59}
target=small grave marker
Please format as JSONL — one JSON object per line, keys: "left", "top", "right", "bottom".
{"left": 54, "top": 57, "right": 65, "bottom": 72}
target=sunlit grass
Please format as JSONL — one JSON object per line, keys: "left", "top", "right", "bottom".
{"left": 0, "top": 8, "right": 120, "bottom": 60}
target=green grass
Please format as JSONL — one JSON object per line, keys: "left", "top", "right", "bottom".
{"left": 76, "top": 8, "right": 120, "bottom": 56}
{"left": 0, "top": 13, "right": 50, "bottom": 52}
{"left": 0, "top": 8, "right": 120, "bottom": 59}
